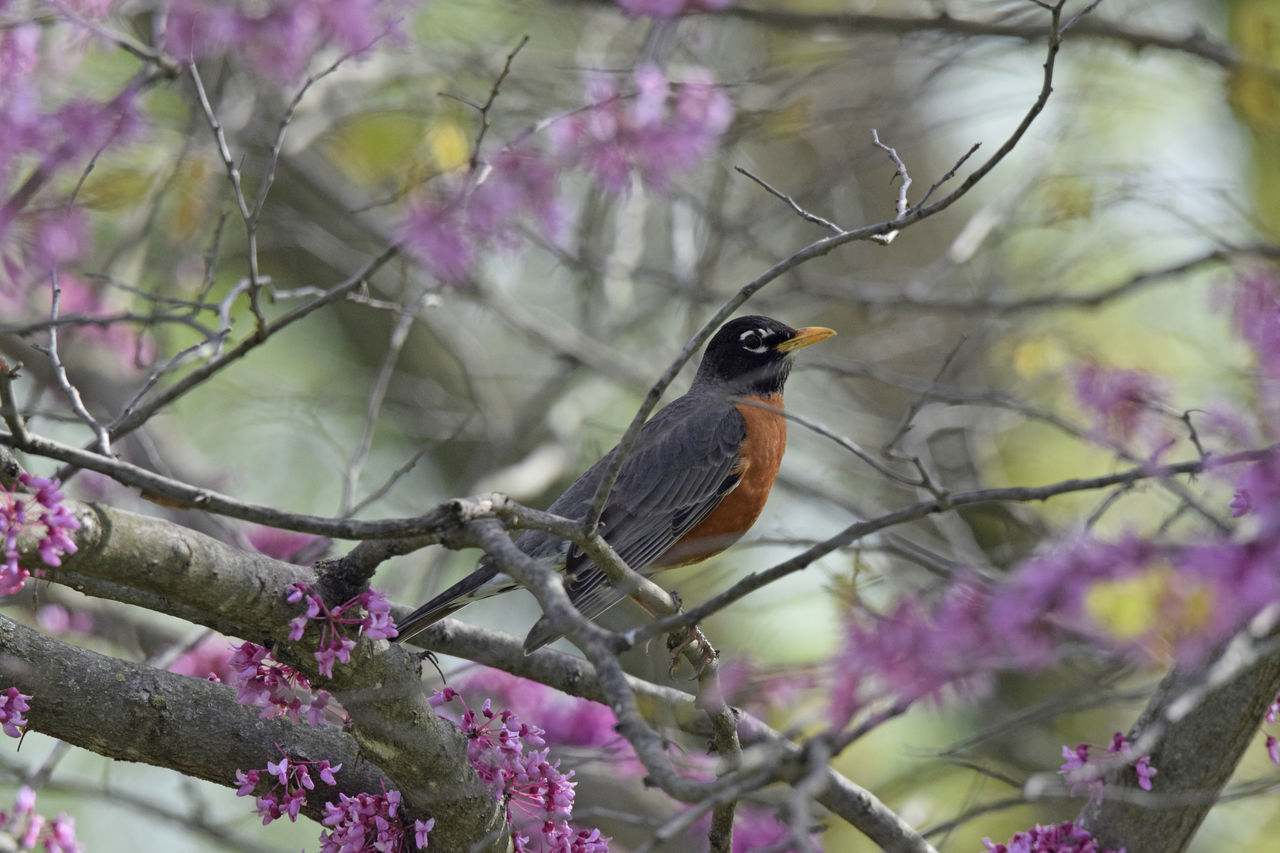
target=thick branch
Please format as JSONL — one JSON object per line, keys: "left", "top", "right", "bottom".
{"left": 20, "top": 501, "right": 507, "bottom": 850}
{"left": 0, "top": 615, "right": 388, "bottom": 825}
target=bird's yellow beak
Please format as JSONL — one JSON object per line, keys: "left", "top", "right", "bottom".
{"left": 774, "top": 326, "right": 836, "bottom": 353}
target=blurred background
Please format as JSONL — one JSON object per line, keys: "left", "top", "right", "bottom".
{"left": 2, "top": 0, "right": 1278, "bottom": 850}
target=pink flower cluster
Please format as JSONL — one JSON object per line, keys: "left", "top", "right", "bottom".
{"left": 831, "top": 494, "right": 1280, "bottom": 725}
{"left": 235, "top": 753, "right": 431, "bottom": 851}
{"left": 982, "top": 821, "right": 1123, "bottom": 853}
{"left": 451, "top": 668, "right": 622, "bottom": 751}
{"left": 1059, "top": 732, "right": 1156, "bottom": 804}
{"left": 552, "top": 65, "right": 734, "bottom": 193}
{"left": 0, "top": 20, "right": 140, "bottom": 287}
{"left": 0, "top": 786, "right": 81, "bottom": 853}
{"left": 397, "top": 64, "right": 732, "bottom": 283}
{"left": 287, "top": 584, "right": 398, "bottom": 678}
{"left": 1233, "top": 270, "right": 1280, "bottom": 400}
{"left": 227, "top": 640, "right": 345, "bottom": 726}
{"left": 430, "top": 688, "right": 609, "bottom": 852}
{"left": 1071, "top": 363, "right": 1173, "bottom": 459}
{"left": 320, "top": 789, "right": 433, "bottom": 853}
{"left": 1, "top": 474, "right": 81, "bottom": 596}
{"left": 399, "top": 149, "right": 562, "bottom": 283}
{"left": 163, "top": 0, "right": 406, "bottom": 84}
{"left": 1, "top": 686, "right": 31, "bottom": 738}
{"left": 236, "top": 750, "right": 341, "bottom": 824}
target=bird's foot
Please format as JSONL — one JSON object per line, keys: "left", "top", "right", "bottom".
{"left": 667, "top": 624, "right": 718, "bottom": 678}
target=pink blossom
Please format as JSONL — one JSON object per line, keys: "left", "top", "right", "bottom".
{"left": 1, "top": 686, "right": 32, "bottom": 738}
{"left": 0, "top": 474, "right": 81, "bottom": 596}
{"left": 432, "top": 689, "right": 609, "bottom": 850}
{"left": 0, "top": 786, "right": 83, "bottom": 853}
{"left": 1072, "top": 363, "right": 1172, "bottom": 456}
{"left": 236, "top": 747, "right": 341, "bottom": 827}
{"left": 398, "top": 148, "right": 563, "bottom": 284}
{"left": 226, "top": 640, "right": 347, "bottom": 726}
{"left": 1058, "top": 733, "right": 1155, "bottom": 804}
{"left": 983, "top": 821, "right": 1124, "bottom": 853}
{"left": 399, "top": 200, "right": 473, "bottom": 282}
{"left": 247, "top": 526, "right": 322, "bottom": 563}
{"left": 554, "top": 64, "right": 733, "bottom": 193}
{"left": 164, "top": 0, "right": 406, "bottom": 85}
{"left": 319, "top": 788, "right": 423, "bottom": 852}
{"left": 0, "top": 24, "right": 40, "bottom": 87}
{"left": 168, "top": 634, "right": 236, "bottom": 681}
{"left": 286, "top": 583, "right": 399, "bottom": 677}
{"left": 452, "top": 668, "right": 621, "bottom": 751}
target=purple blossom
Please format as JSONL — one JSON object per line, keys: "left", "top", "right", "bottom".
{"left": 432, "top": 689, "right": 609, "bottom": 851}
{"left": 0, "top": 474, "right": 81, "bottom": 596}
{"left": 227, "top": 640, "right": 346, "bottom": 726}
{"left": 168, "top": 634, "right": 236, "bottom": 682}
{"left": 248, "top": 525, "right": 322, "bottom": 563}
{"left": 164, "top": 0, "right": 406, "bottom": 85}
{"left": 0, "top": 786, "right": 83, "bottom": 853}
{"left": 1072, "top": 363, "right": 1172, "bottom": 457}
{"left": 452, "top": 668, "right": 623, "bottom": 752}
{"left": 1, "top": 686, "right": 32, "bottom": 738}
{"left": 35, "top": 603, "right": 93, "bottom": 636}
{"left": 1231, "top": 270, "right": 1280, "bottom": 385}
{"left": 319, "top": 789, "right": 427, "bottom": 853}
{"left": 1058, "top": 733, "right": 1155, "bottom": 805}
{"left": 235, "top": 748, "right": 341, "bottom": 826}
{"left": 831, "top": 462, "right": 1280, "bottom": 724}
{"left": 983, "top": 821, "right": 1124, "bottom": 853}
{"left": 398, "top": 147, "right": 564, "bottom": 284}
{"left": 553, "top": 64, "right": 733, "bottom": 193}
{"left": 286, "top": 583, "right": 398, "bottom": 677}
{"left": 690, "top": 803, "right": 819, "bottom": 852}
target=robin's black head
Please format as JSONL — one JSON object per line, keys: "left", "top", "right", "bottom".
{"left": 692, "top": 316, "right": 835, "bottom": 395}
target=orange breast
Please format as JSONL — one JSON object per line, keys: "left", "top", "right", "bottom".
{"left": 656, "top": 392, "right": 786, "bottom": 569}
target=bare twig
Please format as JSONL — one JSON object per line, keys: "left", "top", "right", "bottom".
{"left": 734, "top": 166, "right": 843, "bottom": 233}
{"left": 726, "top": 7, "right": 1241, "bottom": 71}
{"left": 870, "top": 128, "right": 912, "bottom": 244}
{"left": 45, "top": 272, "right": 113, "bottom": 455}
{"left": 188, "top": 62, "right": 270, "bottom": 330}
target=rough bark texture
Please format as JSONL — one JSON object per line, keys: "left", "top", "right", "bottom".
{"left": 0, "top": 616, "right": 389, "bottom": 813}
{"left": 1079, "top": 633, "right": 1280, "bottom": 852}
{"left": 8, "top": 501, "right": 509, "bottom": 852}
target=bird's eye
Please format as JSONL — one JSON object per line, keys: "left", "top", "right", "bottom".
{"left": 739, "top": 329, "right": 766, "bottom": 353}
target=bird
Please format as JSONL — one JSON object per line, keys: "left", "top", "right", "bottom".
{"left": 394, "top": 315, "right": 835, "bottom": 654}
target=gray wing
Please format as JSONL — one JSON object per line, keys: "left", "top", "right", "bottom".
{"left": 523, "top": 392, "right": 745, "bottom": 651}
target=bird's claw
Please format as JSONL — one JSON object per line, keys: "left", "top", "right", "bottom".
{"left": 667, "top": 625, "right": 718, "bottom": 678}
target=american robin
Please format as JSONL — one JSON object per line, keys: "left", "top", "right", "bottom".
{"left": 395, "top": 315, "right": 835, "bottom": 653}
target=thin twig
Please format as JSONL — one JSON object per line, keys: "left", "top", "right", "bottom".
{"left": 465, "top": 35, "right": 530, "bottom": 170}
{"left": 45, "top": 272, "right": 112, "bottom": 455}
{"left": 187, "top": 62, "right": 265, "bottom": 329}
{"left": 734, "top": 166, "right": 843, "bottom": 233}
{"left": 870, "top": 128, "right": 912, "bottom": 244}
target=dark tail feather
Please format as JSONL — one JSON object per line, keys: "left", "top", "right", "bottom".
{"left": 395, "top": 565, "right": 500, "bottom": 644}
{"left": 522, "top": 616, "right": 560, "bottom": 654}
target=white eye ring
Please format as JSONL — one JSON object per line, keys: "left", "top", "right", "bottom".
{"left": 739, "top": 329, "right": 767, "bottom": 353}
